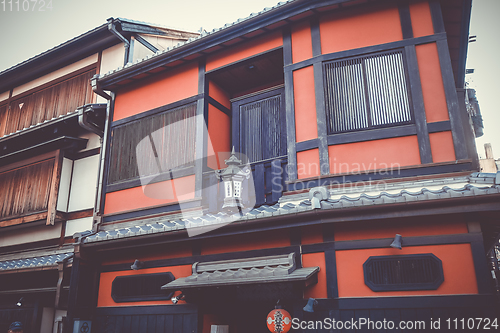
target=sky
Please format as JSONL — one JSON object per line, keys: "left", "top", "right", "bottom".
{"left": 0, "top": 0, "right": 498, "bottom": 159}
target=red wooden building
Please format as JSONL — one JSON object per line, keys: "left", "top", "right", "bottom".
{"left": 75, "top": 0, "right": 500, "bottom": 332}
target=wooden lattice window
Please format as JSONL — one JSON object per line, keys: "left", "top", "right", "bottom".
{"left": 232, "top": 88, "right": 286, "bottom": 163}
{"left": 108, "top": 103, "right": 196, "bottom": 184}
{"left": 363, "top": 254, "right": 444, "bottom": 291}
{"left": 0, "top": 159, "right": 54, "bottom": 220}
{"left": 4, "top": 69, "right": 96, "bottom": 136}
{"left": 324, "top": 49, "right": 413, "bottom": 134}
{"left": 111, "top": 272, "right": 175, "bottom": 302}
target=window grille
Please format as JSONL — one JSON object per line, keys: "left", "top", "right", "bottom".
{"left": 111, "top": 272, "right": 175, "bottom": 302}
{"left": 239, "top": 92, "right": 285, "bottom": 163}
{"left": 108, "top": 103, "right": 196, "bottom": 184}
{"left": 363, "top": 254, "right": 444, "bottom": 291}
{"left": 324, "top": 50, "right": 413, "bottom": 134}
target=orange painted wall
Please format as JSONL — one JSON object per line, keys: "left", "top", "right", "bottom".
{"left": 206, "top": 32, "right": 283, "bottom": 72}
{"left": 291, "top": 20, "right": 313, "bottom": 63}
{"left": 207, "top": 105, "right": 231, "bottom": 170}
{"left": 98, "top": 265, "right": 192, "bottom": 307}
{"left": 104, "top": 175, "right": 196, "bottom": 215}
{"left": 302, "top": 252, "right": 328, "bottom": 299}
{"left": 336, "top": 244, "right": 478, "bottom": 297}
{"left": 301, "top": 225, "right": 323, "bottom": 245}
{"left": 101, "top": 245, "right": 192, "bottom": 266}
{"left": 293, "top": 66, "right": 317, "bottom": 142}
{"left": 429, "top": 131, "right": 456, "bottom": 163}
{"left": 328, "top": 136, "right": 421, "bottom": 174}
{"left": 297, "top": 149, "right": 320, "bottom": 179}
{"left": 416, "top": 43, "right": 449, "bottom": 123}
{"left": 320, "top": 3, "right": 402, "bottom": 54}
{"left": 409, "top": 1, "right": 434, "bottom": 38}
{"left": 335, "top": 220, "right": 468, "bottom": 241}
{"left": 113, "top": 62, "right": 199, "bottom": 121}
{"left": 201, "top": 230, "right": 290, "bottom": 255}
{"left": 209, "top": 81, "right": 231, "bottom": 109}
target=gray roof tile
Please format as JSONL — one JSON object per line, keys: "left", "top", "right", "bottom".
{"left": 83, "top": 178, "right": 500, "bottom": 244}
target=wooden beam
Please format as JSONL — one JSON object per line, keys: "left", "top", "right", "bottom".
{"left": 283, "top": 28, "right": 298, "bottom": 181}
{"left": 47, "top": 149, "right": 63, "bottom": 225}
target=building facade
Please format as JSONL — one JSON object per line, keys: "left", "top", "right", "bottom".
{"left": 0, "top": 19, "right": 197, "bottom": 333}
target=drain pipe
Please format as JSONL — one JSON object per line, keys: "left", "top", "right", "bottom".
{"left": 107, "top": 17, "right": 131, "bottom": 65}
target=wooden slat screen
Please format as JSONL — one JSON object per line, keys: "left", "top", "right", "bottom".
{"left": 324, "top": 50, "right": 412, "bottom": 134}
{"left": 240, "top": 94, "right": 285, "bottom": 163}
{"left": 0, "top": 159, "right": 54, "bottom": 219}
{"left": 364, "top": 254, "right": 444, "bottom": 291}
{"left": 3, "top": 69, "right": 95, "bottom": 136}
{"left": 109, "top": 103, "right": 197, "bottom": 184}
{"left": 0, "top": 104, "right": 7, "bottom": 137}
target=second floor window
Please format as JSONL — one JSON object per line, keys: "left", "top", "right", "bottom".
{"left": 109, "top": 103, "right": 196, "bottom": 184}
{"left": 324, "top": 49, "right": 413, "bottom": 134}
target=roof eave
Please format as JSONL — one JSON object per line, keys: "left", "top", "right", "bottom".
{"left": 96, "top": 0, "right": 365, "bottom": 90}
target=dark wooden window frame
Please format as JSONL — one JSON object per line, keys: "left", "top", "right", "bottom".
{"left": 322, "top": 47, "right": 415, "bottom": 135}
{"left": 363, "top": 253, "right": 444, "bottom": 292}
{"left": 111, "top": 272, "right": 175, "bottom": 303}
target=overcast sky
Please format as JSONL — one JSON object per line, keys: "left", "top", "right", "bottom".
{"left": 0, "top": 0, "right": 498, "bottom": 159}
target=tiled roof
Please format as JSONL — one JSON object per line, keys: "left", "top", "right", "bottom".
{"left": 162, "top": 253, "right": 319, "bottom": 290}
{"left": 0, "top": 249, "right": 73, "bottom": 273}
{"left": 83, "top": 173, "right": 500, "bottom": 244}
{"left": 96, "top": 0, "right": 296, "bottom": 80}
{"left": 0, "top": 109, "right": 79, "bottom": 141}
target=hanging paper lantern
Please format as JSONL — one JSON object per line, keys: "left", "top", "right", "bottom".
{"left": 266, "top": 308, "right": 292, "bottom": 333}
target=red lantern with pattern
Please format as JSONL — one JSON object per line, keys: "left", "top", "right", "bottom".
{"left": 266, "top": 308, "right": 292, "bottom": 333}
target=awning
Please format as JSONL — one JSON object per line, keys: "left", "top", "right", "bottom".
{"left": 0, "top": 247, "right": 73, "bottom": 274}
{"left": 162, "top": 253, "right": 319, "bottom": 291}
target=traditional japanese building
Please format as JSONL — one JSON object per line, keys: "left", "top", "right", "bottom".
{"left": 74, "top": 0, "right": 500, "bottom": 332}
{"left": 0, "top": 19, "right": 197, "bottom": 333}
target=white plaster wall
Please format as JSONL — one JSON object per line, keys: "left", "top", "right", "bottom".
{"left": 100, "top": 43, "right": 125, "bottom": 76}
{"left": 53, "top": 310, "right": 67, "bottom": 333}
{"left": 40, "top": 307, "right": 55, "bottom": 333}
{"left": 0, "top": 91, "right": 9, "bottom": 102}
{"left": 78, "top": 132, "right": 101, "bottom": 151}
{"left": 57, "top": 158, "right": 73, "bottom": 212}
{"left": 65, "top": 216, "right": 93, "bottom": 237}
{"left": 12, "top": 54, "right": 98, "bottom": 97}
{"left": 68, "top": 155, "right": 99, "bottom": 212}
{"left": 0, "top": 223, "right": 62, "bottom": 247}
{"left": 132, "top": 36, "right": 154, "bottom": 62}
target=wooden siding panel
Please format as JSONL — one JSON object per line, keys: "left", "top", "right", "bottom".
{"left": 4, "top": 70, "right": 95, "bottom": 136}
{"left": 336, "top": 244, "right": 478, "bottom": 297}
{"left": 0, "top": 159, "right": 54, "bottom": 220}
{"left": 320, "top": 2, "right": 403, "bottom": 54}
{"left": 0, "top": 104, "right": 7, "bottom": 137}
{"left": 200, "top": 231, "right": 290, "bottom": 255}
